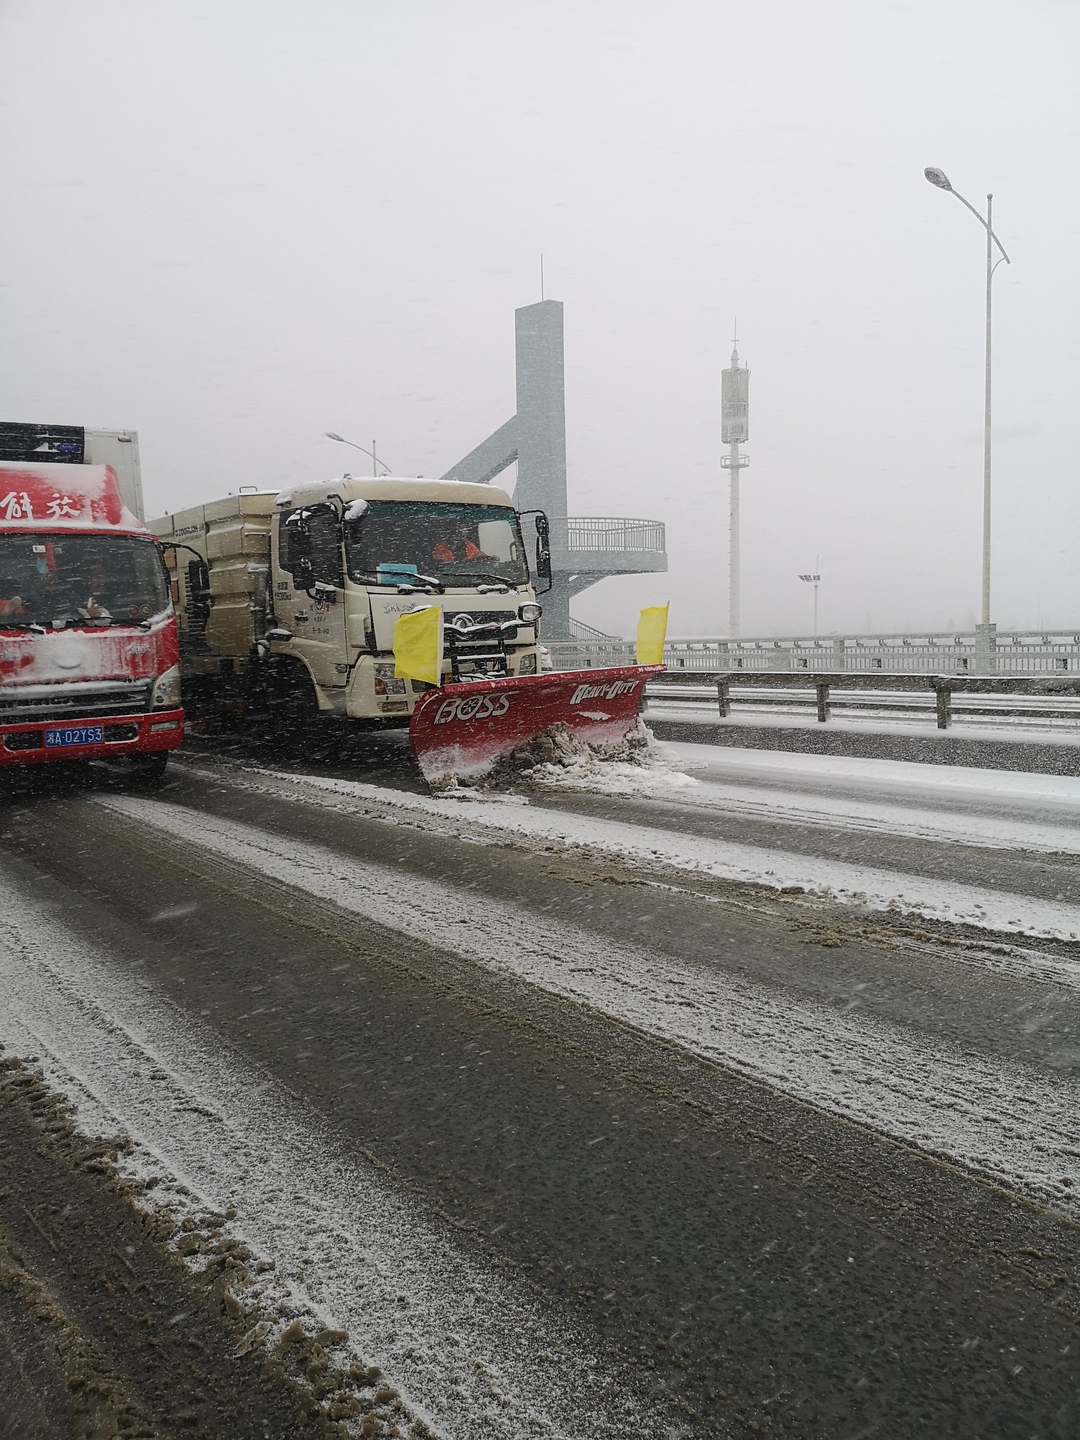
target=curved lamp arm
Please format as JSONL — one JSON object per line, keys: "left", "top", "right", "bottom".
{"left": 924, "top": 167, "right": 1010, "bottom": 264}
{"left": 324, "top": 432, "right": 393, "bottom": 474}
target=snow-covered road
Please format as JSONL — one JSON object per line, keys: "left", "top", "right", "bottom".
{"left": 233, "top": 752, "right": 1080, "bottom": 945}
{"left": 0, "top": 872, "right": 646, "bottom": 1440}
{"left": 1, "top": 740, "right": 1079, "bottom": 1438}
{"left": 96, "top": 790, "right": 1080, "bottom": 1216}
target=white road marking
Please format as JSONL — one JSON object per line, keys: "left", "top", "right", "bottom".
{"left": 0, "top": 870, "right": 656, "bottom": 1440}
{"left": 99, "top": 795, "right": 1080, "bottom": 1218}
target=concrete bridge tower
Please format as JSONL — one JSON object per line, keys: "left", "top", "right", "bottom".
{"left": 442, "top": 299, "right": 667, "bottom": 639}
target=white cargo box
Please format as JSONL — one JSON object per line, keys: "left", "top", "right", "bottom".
{"left": 84, "top": 429, "right": 144, "bottom": 521}
{"left": 0, "top": 422, "right": 145, "bottom": 521}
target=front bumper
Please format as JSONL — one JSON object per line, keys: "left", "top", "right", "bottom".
{"left": 347, "top": 646, "right": 542, "bottom": 720}
{"left": 0, "top": 707, "right": 185, "bottom": 767}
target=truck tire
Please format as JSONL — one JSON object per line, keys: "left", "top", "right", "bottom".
{"left": 267, "top": 660, "right": 320, "bottom": 737}
{"left": 125, "top": 752, "right": 170, "bottom": 788}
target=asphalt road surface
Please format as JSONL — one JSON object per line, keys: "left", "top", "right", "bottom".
{"left": 1, "top": 731, "right": 1078, "bottom": 1438}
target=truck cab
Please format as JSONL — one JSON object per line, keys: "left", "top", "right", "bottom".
{"left": 0, "top": 460, "right": 184, "bottom": 775}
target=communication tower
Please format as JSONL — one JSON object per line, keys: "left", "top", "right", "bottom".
{"left": 721, "top": 329, "right": 750, "bottom": 637}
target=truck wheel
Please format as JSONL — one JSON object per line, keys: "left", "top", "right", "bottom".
{"left": 268, "top": 662, "right": 320, "bottom": 736}
{"left": 125, "top": 753, "right": 170, "bottom": 788}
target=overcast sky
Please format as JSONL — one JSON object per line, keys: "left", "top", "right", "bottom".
{"left": 2, "top": 0, "right": 1077, "bottom": 638}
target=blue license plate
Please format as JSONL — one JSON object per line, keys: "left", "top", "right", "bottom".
{"left": 45, "top": 726, "right": 105, "bottom": 748}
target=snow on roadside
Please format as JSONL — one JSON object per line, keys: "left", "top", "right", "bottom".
{"left": 99, "top": 796, "right": 1080, "bottom": 1218}
{"left": 636, "top": 777, "right": 1080, "bottom": 856}
{"left": 665, "top": 740, "right": 1080, "bottom": 811}
{"left": 233, "top": 766, "right": 1080, "bottom": 945}
{"left": 0, "top": 870, "right": 659, "bottom": 1440}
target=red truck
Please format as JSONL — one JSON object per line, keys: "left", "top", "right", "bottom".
{"left": 0, "top": 459, "right": 184, "bottom": 781}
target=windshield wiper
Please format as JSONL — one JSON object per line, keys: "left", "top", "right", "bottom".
{"left": 352, "top": 570, "right": 445, "bottom": 593}
{"left": 443, "top": 572, "right": 517, "bottom": 589}
{"left": 394, "top": 572, "right": 444, "bottom": 592}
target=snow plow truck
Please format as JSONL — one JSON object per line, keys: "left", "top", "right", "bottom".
{"left": 150, "top": 475, "right": 658, "bottom": 784}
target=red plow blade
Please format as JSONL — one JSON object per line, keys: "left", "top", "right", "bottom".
{"left": 409, "top": 665, "right": 664, "bottom": 787}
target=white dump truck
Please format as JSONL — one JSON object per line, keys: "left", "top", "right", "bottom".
{"left": 151, "top": 475, "right": 546, "bottom": 718}
{"left": 150, "top": 474, "right": 657, "bottom": 782}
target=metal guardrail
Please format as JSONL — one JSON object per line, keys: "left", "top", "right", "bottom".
{"left": 547, "top": 639, "right": 637, "bottom": 670}
{"left": 553, "top": 517, "right": 666, "bottom": 554}
{"left": 642, "top": 671, "right": 1080, "bottom": 733}
{"left": 546, "top": 630, "right": 1080, "bottom": 676}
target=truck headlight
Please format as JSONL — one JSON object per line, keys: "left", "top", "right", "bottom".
{"left": 151, "top": 664, "right": 182, "bottom": 709}
{"left": 518, "top": 602, "right": 542, "bottom": 624}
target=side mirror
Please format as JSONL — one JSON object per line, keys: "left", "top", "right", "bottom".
{"left": 292, "top": 554, "right": 315, "bottom": 593}
{"left": 284, "top": 511, "right": 314, "bottom": 588}
{"left": 534, "top": 512, "right": 552, "bottom": 593}
{"left": 285, "top": 504, "right": 342, "bottom": 594}
{"left": 187, "top": 558, "right": 212, "bottom": 630}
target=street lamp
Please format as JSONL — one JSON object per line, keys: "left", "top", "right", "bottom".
{"left": 798, "top": 569, "right": 821, "bottom": 638}
{"left": 325, "top": 431, "right": 392, "bottom": 476}
{"left": 924, "top": 167, "right": 1011, "bottom": 639}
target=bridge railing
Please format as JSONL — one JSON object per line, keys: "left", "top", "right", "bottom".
{"left": 551, "top": 517, "right": 666, "bottom": 554}
{"left": 544, "top": 631, "right": 1080, "bottom": 675}
{"left": 640, "top": 670, "right": 1080, "bottom": 733}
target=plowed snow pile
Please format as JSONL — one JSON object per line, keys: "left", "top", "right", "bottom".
{"left": 467, "top": 721, "right": 699, "bottom": 795}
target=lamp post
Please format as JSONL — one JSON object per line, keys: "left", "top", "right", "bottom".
{"left": 325, "top": 431, "right": 392, "bottom": 476}
{"left": 798, "top": 567, "right": 821, "bottom": 638}
{"left": 924, "top": 167, "right": 1010, "bottom": 647}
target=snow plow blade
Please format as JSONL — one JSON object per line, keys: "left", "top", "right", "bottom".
{"left": 409, "top": 664, "right": 664, "bottom": 786}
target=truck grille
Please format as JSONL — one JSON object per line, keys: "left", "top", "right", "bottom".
{"left": 0, "top": 682, "right": 153, "bottom": 725}
{"left": 443, "top": 609, "right": 516, "bottom": 630}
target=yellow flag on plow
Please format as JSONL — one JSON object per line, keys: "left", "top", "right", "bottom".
{"left": 636, "top": 603, "right": 669, "bottom": 666}
{"left": 393, "top": 605, "right": 443, "bottom": 687}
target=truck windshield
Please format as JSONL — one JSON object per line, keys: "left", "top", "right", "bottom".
{"left": 0, "top": 533, "right": 170, "bottom": 629}
{"left": 344, "top": 501, "right": 528, "bottom": 586}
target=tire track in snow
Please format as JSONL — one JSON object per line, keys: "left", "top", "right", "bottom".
{"left": 100, "top": 794, "right": 1080, "bottom": 1218}
{"left": 0, "top": 869, "right": 661, "bottom": 1440}
{"left": 239, "top": 767, "right": 1080, "bottom": 945}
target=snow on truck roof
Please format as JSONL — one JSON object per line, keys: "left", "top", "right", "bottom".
{"left": 0, "top": 461, "right": 145, "bottom": 533}
{"left": 275, "top": 476, "right": 514, "bottom": 509}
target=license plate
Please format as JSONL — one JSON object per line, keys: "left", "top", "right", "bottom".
{"left": 45, "top": 725, "right": 105, "bottom": 748}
